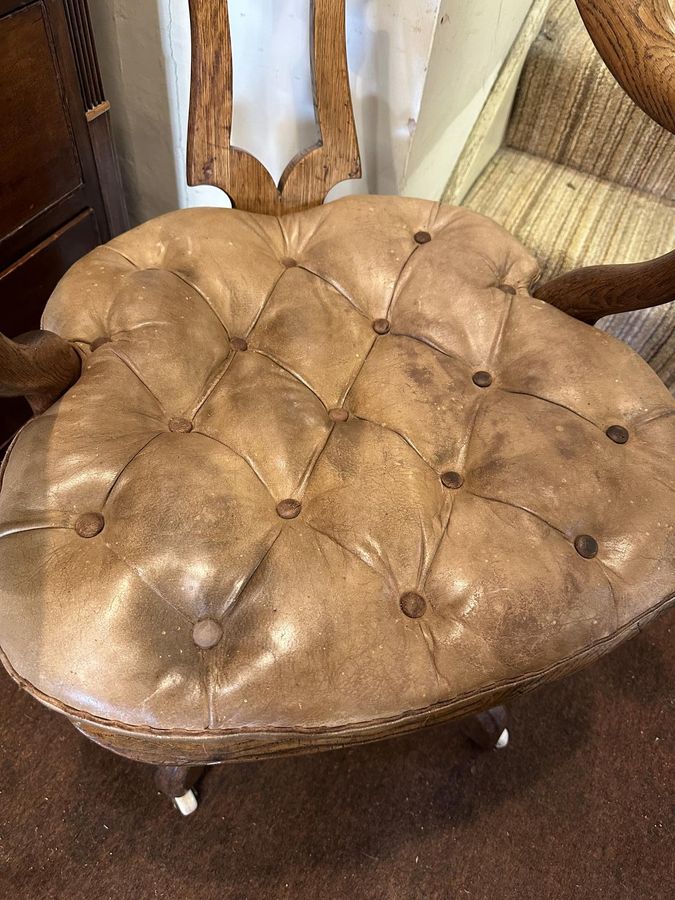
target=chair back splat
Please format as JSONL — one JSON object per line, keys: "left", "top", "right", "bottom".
{"left": 187, "top": 0, "right": 361, "bottom": 215}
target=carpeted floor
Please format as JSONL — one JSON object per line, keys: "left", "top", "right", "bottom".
{"left": 0, "top": 606, "right": 672, "bottom": 900}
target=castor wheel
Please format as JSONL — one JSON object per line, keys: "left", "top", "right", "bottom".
{"left": 460, "top": 705, "right": 509, "bottom": 750}
{"left": 173, "top": 788, "right": 199, "bottom": 816}
{"left": 154, "top": 764, "right": 206, "bottom": 815}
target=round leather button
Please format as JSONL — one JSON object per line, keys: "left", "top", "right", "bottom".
{"left": 373, "top": 318, "right": 390, "bottom": 335}
{"left": 277, "top": 499, "right": 302, "bottom": 519}
{"left": 192, "top": 618, "right": 223, "bottom": 649}
{"left": 169, "top": 417, "right": 193, "bottom": 433}
{"left": 400, "top": 591, "right": 427, "bottom": 619}
{"left": 574, "top": 534, "right": 599, "bottom": 559}
{"left": 75, "top": 513, "right": 105, "bottom": 538}
{"left": 329, "top": 408, "right": 349, "bottom": 422}
{"left": 441, "top": 471, "right": 464, "bottom": 489}
{"left": 606, "top": 425, "right": 629, "bottom": 444}
{"left": 414, "top": 231, "right": 432, "bottom": 244}
{"left": 498, "top": 283, "right": 517, "bottom": 295}
{"left": 472, "top": 371, "right": 493, "bottom": 388}
{"left": 231, "top": 337, "right": 248, "bottom": 352}
{"left": 91, "top": 337, "right": 111, "bottom": 351}
{"left": 280, "top": 257, "right": 297, "bottom": 268}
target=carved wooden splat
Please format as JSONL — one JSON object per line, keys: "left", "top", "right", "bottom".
{"left": 187, "top": 0, "right": 361, "bottom": 215}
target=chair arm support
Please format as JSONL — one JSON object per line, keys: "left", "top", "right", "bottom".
{"left": 533, "top": 249, "right": 675, "bottom": 324}
{"left": 0, "top": 331, "right": 81, "bottom": 415}
{"left": 575, "top": 0, "right": 675, "bottom": 133}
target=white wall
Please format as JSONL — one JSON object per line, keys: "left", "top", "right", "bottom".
{"left": 90, "top": 0, "right": 441, "bottom": 224}
{"left": 89, "top": 0, "right": 533, "bottom": 225}
{"left": 402, "top": 0, "right": 535, "bottom": 200}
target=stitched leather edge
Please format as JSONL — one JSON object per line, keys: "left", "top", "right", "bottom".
{"left": 1, "top": 591, "right": 672, "bottom": 741}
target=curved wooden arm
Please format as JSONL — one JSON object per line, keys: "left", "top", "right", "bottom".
{"left": 533, "top": 250, "right": 675, "bottom": 324}
{"left": 536, "top": 3, "right": 674, "bottom": 322}
{"left": 0, "top": 331, "right": 81, "bottom": 415}
{"left": 575, "top": 0, "right": 675, "bottom": 133}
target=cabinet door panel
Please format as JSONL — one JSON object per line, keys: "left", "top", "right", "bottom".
{"left": 0, "top": 2, "right": 84, "bottom": 237}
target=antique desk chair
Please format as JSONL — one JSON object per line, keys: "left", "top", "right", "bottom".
{"left": 1, "top": 0, "right": 673, "bottom": 815}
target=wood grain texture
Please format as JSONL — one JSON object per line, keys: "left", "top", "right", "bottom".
{"left": 575, "top": 0, "right": 675, "bottom": 133}
{"left": 533, "top": 249, "right": 675, "bottom": 324}
{"left": 154, "top": 765, "right": 206, "bottom": 800}
{"left": 187, "top": 0, "right": 361, "bottom": 215}
{"left": 0, "top": 330, "right": 81, "bottom": 414}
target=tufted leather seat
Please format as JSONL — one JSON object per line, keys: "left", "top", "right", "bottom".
{"left": 0, "top": 196, "right": 673, "bottom": 764}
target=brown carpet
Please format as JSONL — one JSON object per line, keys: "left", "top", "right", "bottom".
{"left": 0, "top": 608, "right": 672, "bottom": 900}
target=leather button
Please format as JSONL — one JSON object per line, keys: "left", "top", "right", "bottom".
{"left": 192, "top": 618, "right": 223, "bottom": 649}
{"left": 329, "top": 408, "right": 349, "bottom": 422}
{"left": 606, "top": 425, "right": 629, "bottom": 444}
{"left": 400, "top": 591, "right": 427, "bottom": 618}
{"left": 373, "top": 318, "right": 390, "bottom": 335}
{"left": 169, "top": 417, "right": 193, "bottom": 433}
{"left": 231, "top": 337, "right": 248, "bottom": 352}
{"left": 414, "top": 231, "right": 432, "bottom": 244}
{"left": 498, "top": 283, "right": 517, "bottom": 295}
{"left": 472, "top": 371, "right": 493, "bottom": 388}
{"left": 280, "top": 257, "right": 297, "bottom": 268}
{"left": 441, "top": 471, "right": 464, "bottom": 489}
{"left": 91, "top": 337, "right": 111, "bottom": 351}
{"left": 574, "top": 534, "right": 599, "bottom": 559}
{"left": 75, "top": 513, "right": 105, "bottom": 538}
{"left": 277, "top": 499, "right": 302, "bottom": 519}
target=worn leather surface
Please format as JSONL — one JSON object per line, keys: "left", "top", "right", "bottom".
{"left": 0, "top": 196, "right": 673, "bottom": 757}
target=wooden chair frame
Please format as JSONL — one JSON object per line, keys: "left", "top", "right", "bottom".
{"left": 0, "top": 0, "right": 673, "bottom": 808}
{"left": 1, "top": 0, "right": 673, "bottom": 412}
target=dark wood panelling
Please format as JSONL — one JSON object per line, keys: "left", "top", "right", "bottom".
{"left": 0, "top": 0, "right": 128, "bottom": 450}
{"left": 88, "top": 106, "right": 130, "bottom": 235}
{"left": 0, "top": 209, "right": 99, "bottom": 332}
{"left": 62, "top": 0, "right": 104, "bottom": 111}
{"left": 0, "top": 209, "right": 99, "bottom": 449}
{"left": 0, "top": 3, "right": 83, "bottom": 238}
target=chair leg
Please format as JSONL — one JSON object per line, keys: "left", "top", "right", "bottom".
{"left": 460, "top": 705, "right": 509, "bottom": 750}
{"left": 154, "top": 764, "right": 206, "bottom": 816}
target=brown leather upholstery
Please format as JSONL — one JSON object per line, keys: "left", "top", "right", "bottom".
{"left": 0, "top": 196, "right": 673, "bottom": 764}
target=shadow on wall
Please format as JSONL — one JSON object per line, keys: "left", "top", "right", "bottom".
{"left": 89, "top": 0, "right": 180, "bottom": 225}
{"left": 329, "top": 0, "right": 396, "bottom": 200}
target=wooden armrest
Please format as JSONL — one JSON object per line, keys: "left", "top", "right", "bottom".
{"left": 533, "top": 250, "right": 675, "bottom": 324}
{"left": 0, "top": 331, "right": 81, "bottom": 415}
{"left": 535, "top": 3, "right": 674, "bottom": 323}
{"left": 576, "top": 0, "right": 675, "bottom": 133}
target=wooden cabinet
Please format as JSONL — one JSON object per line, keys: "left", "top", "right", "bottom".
{"left": 0, "top": 0, "right": 127, "bottom": 450}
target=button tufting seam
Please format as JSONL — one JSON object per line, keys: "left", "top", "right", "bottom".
{"left": 418, "top": 621, "right": 452, "bottom": 691}
{"left": 251, "top": 348, "right": 329, "bottom": 410}
{"left": 104, "top": 541, "right": 195, "bottom": 626}
{"left": 419, "top": 293, "right": 515, "bottom": 591}
{"left": 108, "top": 348, "right": 167, "bottom": 413}
{"left": 295, "top": 265, "right": 371, "bottom": 321}
{"left": 193, "top": 431, "right": 274, "bottom": 496}
{"left": 349, "top": 413, "right": 437, "bottom": 473}
{"left": 154, "top": 268, "right": 232, "bottom": 340}
{"left": 389, "top": 330, "right": 473, "bottom": 371}
{"left": 188, "top": 351, "right": 238, "bottom": 420}
{"left": 384, "top": 245, "right": 421, "bottom": 319}
{"left": 468, "top": 490, "right": 569, "bottom": 539}
{"left": 102, "top": 432, "right": 165, "bottom": 506}
{"left": 305, "top": 519, "right": 390, "bottom": 580}
{"left": 498, "top": 386, "right": 603, "bottom": 431}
